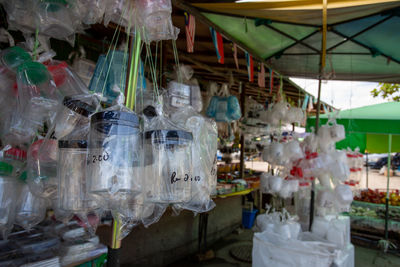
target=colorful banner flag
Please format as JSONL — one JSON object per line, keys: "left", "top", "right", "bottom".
{"left": 233, "top": 43, "right": 239, "bottom": 70}
{"left": 269, "top": 69, "right": 274, "bottom": 95}
{"left": 258, "top": 63, "right": 265, "bottom": 88}
{"left": 245, "top": 52, "right": 254, "bottom": 82}
{"left": 302, "top": 95, "right": 309, "bottom": 110}
{"left": 184, "top": 12, "right": 195, "bottom": 53}
{"left": 308, "top": 96, "right": 314, "bottom": 112}
{"left": 210, "top": 28, "right": 224, "bottom": 64}
{"left": 323, "top": 104, "right": 328, "bottom": 114}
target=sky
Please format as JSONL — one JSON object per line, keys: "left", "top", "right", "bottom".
{"left": 290, "top": 78, "right": 388, "bottom": 110}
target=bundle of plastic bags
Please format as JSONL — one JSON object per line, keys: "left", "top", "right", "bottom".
{"left": 206, "top": 83, "right": 241, "bottom": 122}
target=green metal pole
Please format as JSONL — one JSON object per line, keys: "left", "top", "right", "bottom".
{"left": 385, "top": 134, "right": 392, "bottom": 240}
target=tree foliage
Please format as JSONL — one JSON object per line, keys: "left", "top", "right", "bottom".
{"left": 371, "top": 83, "right": 400, "bottom": 101}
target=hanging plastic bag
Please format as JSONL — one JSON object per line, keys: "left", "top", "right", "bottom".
{"left": 284, "top": 140, "right": 304, "bottom": 162}
{"left": 89, "top": 50, "right": 130, "bottom": 104}
{"left": 15, "top": 171, "right": 47, "bottom": 231}
{"left": 164, "top": 65, "right": 203, "bottom": 114}
{"left": 144, "top": 114, "right": 193, "bottom": 204}
{"left": 27, "top": 139, "right": 58, "bottom": 200}
{"left": 45, "top": 61, "right": 90, "bottom": 97}
{"left": 87, "top": 109, "right": 142, "bottom": 205}
{"left": 2, "top": 0, "right": 37, "bottom": 34}
{"left": 57, "top": 139, "right": 100, "bottom": 229}
{"left": 104, "top": 0, "right": 133, "bottom": 27}
{"left": 334, "top": 184, "right": 353, "bottom": 212}
{"left": 171, "top": 107, "right": 217, "bottom": 213}
{"left": 136, "top": 0, "right": 179, "bottom": 43}
{"left": 46, "top": 94, "right": 98, "bottom": 141}
{"left": 35, "top": 0, "right": 80, "bottom": 44}
{"left": 206, "top": 83, "right": 241, "bottom": 122}
{"left": 0, "top": 162, "right": 19, "bottom": 239}
{"left": 77, "top": 0, "right": 107, "bottom": 25}
{"left": 285, "top": 106, "right": 304, "bottom": 124}
{"left": 13, "top": 62, "right": 60, "bottom": 137}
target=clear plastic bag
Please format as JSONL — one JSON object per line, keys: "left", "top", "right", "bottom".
{"left": 0, "top": 46, "right": 32, "bottom": 72}
{"left": 284, "top": 140, "right": 304, "bottom": 162}
{"left": 285, "top": 107, "right": 304, "bottom": 124}
{"left": 104, "top": 0, "right": 133, "bottom": 27}
{"left": 164, "top": 65, "right": 203, "bottom": 114}
{"left": 27, "top": 139, "right": 58, "bottom": 200}
{"left": 144, "top": 115, "right": 193, "bottom": 204}
{"left": 0, "top": 162, "right": 19, "bottom": 239}
{"left": 58, "top": 140, "right": 99, "bottom": 216}
{"left": 3, "top": 0, "right": 37, "bottom": 34}
{"left": 77, "top": 0, "right": 107, "bottom": 25}
{"left": 47, "top": 94, "right": 98, "bottom": 140}
{"left": 15, "top": 176, "right": 47, "bottom": 231}
{"left": 87, "top": 110, "right": 142, "bottom": 204}
{"left": 14, "top": 61, "right": 60, "bottom": 130}
{"left": 171, "top": 107, "right": 217, "bottom": 213}
{"left": 136, "top": 0, "right": 179, "bottom": 43}
{"left": 89, "top": 50, "right": 128, "bottom": 104}
{"left": 35, "top": 0, "right": 80, "bottom": 43}
{"left": 45, "top": 61, "right": 90, "bottom": 97}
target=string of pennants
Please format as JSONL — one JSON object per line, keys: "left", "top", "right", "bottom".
{"left": 184, "top": 13, "right": 333, "bottom": 113}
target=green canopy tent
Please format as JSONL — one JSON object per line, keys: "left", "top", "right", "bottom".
{"left": 175, "top": 0, "right": 400, "bottom": 83}
{"left": 306, "top": 102, "right": 400, "bottom": 153}
{"left": 307, "top": 101, "right": 400, "bottom": 241}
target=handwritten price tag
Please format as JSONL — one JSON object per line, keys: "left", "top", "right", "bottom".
{"left": 170, "top": 172, "right": 201, "bottom": 184}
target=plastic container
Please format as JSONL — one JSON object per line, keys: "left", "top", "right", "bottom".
{"left": 87, "top": 111, "right": 142, "bottom": 201}
{"left": 0, "top": 46, "right": 32, "bottom": 72}
{"left": 15, "top": 61, "right": 59, "bottom": 127}
{"left": 144, "top": 129, "right": 193, "bottom": 203}
{"left": 77, "top": 0, "right": 107, "bottom": 25}
{"left": 46, "top": 61, "right": 90, "bottom": 97}
{"left": 50, "top": 95, "right": 97, "bottom": 140}
{"left": 0, "top": 162, "right": 19, "bottom": 238}
{"left": 58, "top": 140, "right": 97, "bottom": 213}
{"left": 136, "top": 0, "right": 179, "bottom": 43}
{"left": 242, "top": 209, "right": 258, "bottom": 229}
{"left": 2, "top": 0, "right": 37, "bottom": 34}
{"left": 36, "top": 0, "right": 79, "bottom": 40}
{"left": 15, "top": 175, "right": 47, "bottom": 231}
{"left": 27, "top": 139, "right": 58, "bottom": 200}
{"left": 89, "top": 51, "right": 127, "bottom": 104}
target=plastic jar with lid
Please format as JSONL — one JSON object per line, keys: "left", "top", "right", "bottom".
{"left": 58, "top": 140, "right": 98, "bottom": 214}
{"left": 87, "top": 110, "right": 142, "bottom": 202}
{"left": 50, "top": 95, "right": 97, "bottom": 140}
{"left": 144, "top": 129, "right": 193, "bottom": 204}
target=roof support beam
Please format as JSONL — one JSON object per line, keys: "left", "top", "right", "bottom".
{"left": 264, "top": 29, "right": 320, "bottom": 61}
{"left": 327, "top": 15, "right": 393, "bottom": 52}
{"left": 331, "top": 28, "right": 400, "bottom": 65}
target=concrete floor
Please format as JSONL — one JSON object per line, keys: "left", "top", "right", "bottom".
{"left": 170, "top": 228, "right": 400, "bottom": 267}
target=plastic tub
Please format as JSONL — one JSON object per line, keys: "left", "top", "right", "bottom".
{"left": 242, "top": 208, "right": 258, "bottom": 229}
